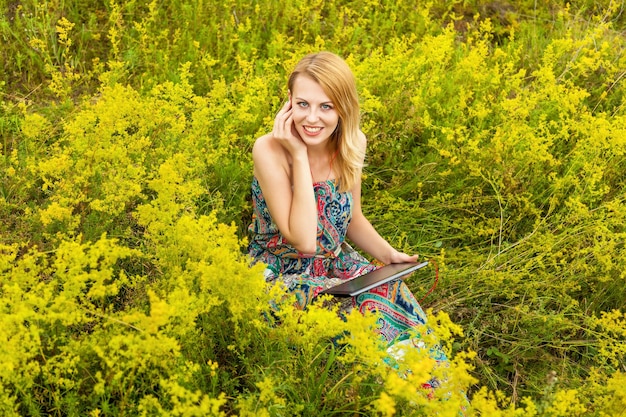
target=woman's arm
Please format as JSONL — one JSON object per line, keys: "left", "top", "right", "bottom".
{"left": 346, "top": 132, "right": 419, "bottom": 264}
{"left": 252, "top": 101, "right": 318, "bottom": 254}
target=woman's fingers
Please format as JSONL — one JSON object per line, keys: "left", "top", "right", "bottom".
{"left": 275, "top": 100, "right": 291, "bottom": 121}
{"left": 274, "top": 111, "right": 291, "bottom": 138}
{"left": 389, "top": 251, "right": 419, "bottom": 264}
{"left": 272, "top": 100, "right": 306, "bottom": 154}
{"left": 274, "top": 101, "right": 292, "bottom": 134}
{"left": 274, "top": 100, "right": 297, "bottom": 142}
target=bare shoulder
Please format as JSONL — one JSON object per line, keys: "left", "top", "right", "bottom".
{"left": 357, "top": 129, "right": 367, "bottom": 146}
{"left": 252, "top": 133, "right": 275, "bottom": 154}
{"left": 253, "top": 134, "right": 283, "bottom": 160}
{"left": 356, "top": 129, "right": 368, "bottom": 154}
{"left": 252, "top": 134, "right": 288, "bottom": 175}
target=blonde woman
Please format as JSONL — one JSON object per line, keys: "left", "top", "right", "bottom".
{"left": 248, "top": 52, "right": 447, "bottom": 379}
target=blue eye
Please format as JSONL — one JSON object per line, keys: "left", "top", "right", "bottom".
{"left": 321, "top": 104, "right": 332, "bottom": 110}
{"left": 297, "top": 101, "right": 308, "bottom": 108}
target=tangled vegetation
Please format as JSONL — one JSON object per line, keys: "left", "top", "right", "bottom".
{"left": 1, "top": 0, "right": 625, "bottom": 415}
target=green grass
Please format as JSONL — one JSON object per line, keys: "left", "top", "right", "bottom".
{"left": 1, "top": 0, "right": 625, "bottom": 415}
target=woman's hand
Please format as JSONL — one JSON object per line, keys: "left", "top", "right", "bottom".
{"left": 252, "top": 100, "right": 317, "bottom": 254}
{"left": 272, "top": 100, "right": 307, "bottom": 157}
{"left": 388, "top": 250, "right": 419, "bottom": 264}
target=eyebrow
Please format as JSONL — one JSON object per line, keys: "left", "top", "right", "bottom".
{"left": 294, "top": 96, "right": 333, "bottom": 105}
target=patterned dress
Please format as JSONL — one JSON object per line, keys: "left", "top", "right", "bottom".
{"left": 248, "top": 177, "right": 443, "bottom": 352}
{"left": 248, "top": 176, "right": 469, "bottom": 413}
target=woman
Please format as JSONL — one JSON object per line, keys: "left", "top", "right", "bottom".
{"left": 248, "top": 51, "right": 446, "bottom": 366}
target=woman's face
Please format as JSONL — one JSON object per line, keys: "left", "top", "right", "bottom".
{"left": 289, "top": 74, "right": 339, "bottom": 147}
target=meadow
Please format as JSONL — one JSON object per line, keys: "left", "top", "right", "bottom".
{"left": 1, "top": 0, "right": 625, "bottom": 415}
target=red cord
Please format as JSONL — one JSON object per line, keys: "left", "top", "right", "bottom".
{"left": 419, "top": 258, "right": 439, "bottom": 305}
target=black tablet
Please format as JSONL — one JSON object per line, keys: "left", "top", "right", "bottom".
{"left": 320, "top": 261, "right": 429, "bottom": 297}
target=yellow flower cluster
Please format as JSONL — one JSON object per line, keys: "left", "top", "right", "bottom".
{"left": 1, "top": 0, "right": 625, "bottom": 415}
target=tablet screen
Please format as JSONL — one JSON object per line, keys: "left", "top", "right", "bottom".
{"left": 320, "top": 261, "right": 429, "bottom": 297}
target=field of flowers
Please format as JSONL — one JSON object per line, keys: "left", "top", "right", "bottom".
{"left": 1, "top": 0, "right": 625, "bottom": 415}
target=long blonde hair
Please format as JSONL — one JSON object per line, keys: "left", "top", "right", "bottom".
{"left": 288, "top": 52, "right": 364, "bottom": 192}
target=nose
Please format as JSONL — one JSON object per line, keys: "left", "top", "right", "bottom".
{"left": 306, "top": 107, "right": 319, "bottom": 122}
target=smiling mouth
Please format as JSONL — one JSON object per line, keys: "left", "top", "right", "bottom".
{"left": 303, "top": 126, "right": 322, "bottom": 133}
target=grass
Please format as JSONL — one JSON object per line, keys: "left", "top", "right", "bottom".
{"left": 1, "top": 0, "right": 625, "bottom": 415}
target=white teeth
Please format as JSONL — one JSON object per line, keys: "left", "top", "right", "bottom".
{"left": 304, "top": 126, "right": 322, "bottom": 133}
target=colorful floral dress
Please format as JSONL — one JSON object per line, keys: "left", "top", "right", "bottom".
{"left": 248, "top": 177, "right": 442, "bottom": 352}
{"left": 248, "top": 176, "right": 469, "bottom": 412}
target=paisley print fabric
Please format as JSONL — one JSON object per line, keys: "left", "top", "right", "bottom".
{"left": 247, "top": 176, "right": 466, "bottom": 408}
{"left": 248, "top": 177, "right": 443, "bottom": 351}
